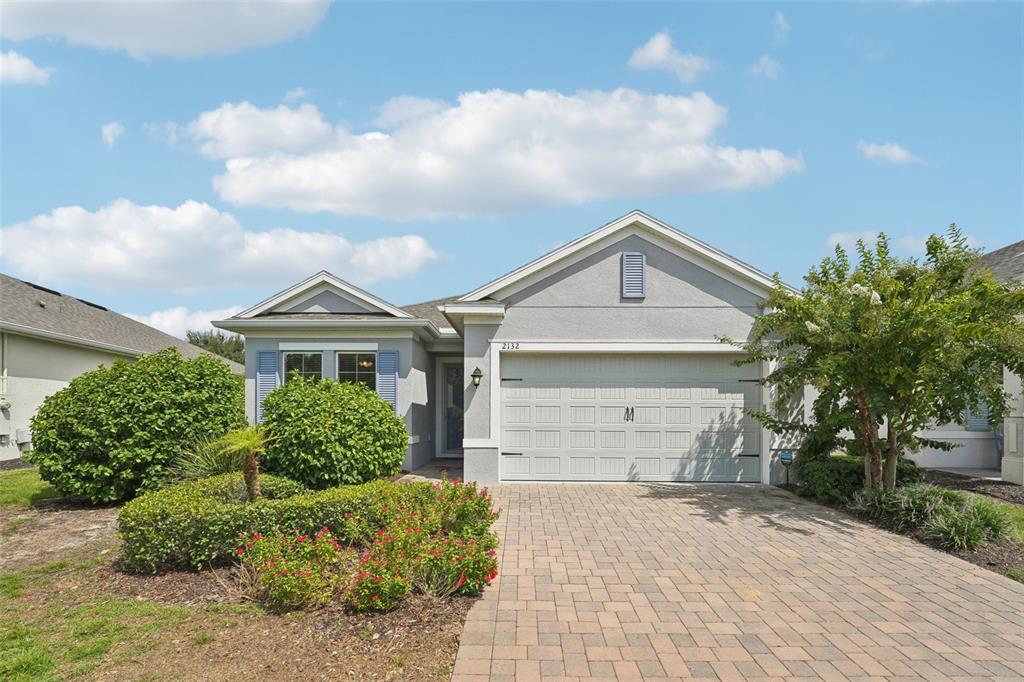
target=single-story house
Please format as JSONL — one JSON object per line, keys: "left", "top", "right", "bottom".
{"left": 0, "top": 273, "right": 243, "bottom": 461}
{"left": 216, "top": 211, "right": 807, "bottom": 484}
{"left": 909, "top": 239, "right": 1024, "bottom": 483}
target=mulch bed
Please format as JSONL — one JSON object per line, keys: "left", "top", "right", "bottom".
{"left": 89, "top": 559, "right": 472, "bottom": 680}
{"left": 0, "top": 457, "right": 32, "bottom": 471}
{"left": 924, "top": 469, "right": 1024, "bottom": 507}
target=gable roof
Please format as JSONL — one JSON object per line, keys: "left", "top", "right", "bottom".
{"left": 981, "top": 240, "right": 1024, "bottom": 282}
{"left": 401, "top": 296, "right": 460, "bottom": 331}
{"left": 0, "top": 274, "right": 242, "bottom": 372}
{"left": 233, "top": 270, "right": 413, "bottom": 320}
{"left": 458, "top": 210, "right": 791, "bottom": 302}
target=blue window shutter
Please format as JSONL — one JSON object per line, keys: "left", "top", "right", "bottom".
{"left": 256, "top": 350, "right": 279, "bottom": 423}
{"left": 376, "top": 350, "right": 399, "bottom": 414}
{"left": 964, "top": 404, "right": 991, "bottom": 432}
{"left": 621, "top": 252, "right": 646, "bottom": 298}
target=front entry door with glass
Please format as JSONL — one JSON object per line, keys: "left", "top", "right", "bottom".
{"left": 443, "top": 365, "right": 464, "bottom": 456}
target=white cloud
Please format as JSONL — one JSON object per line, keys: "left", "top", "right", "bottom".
{"left": 856, "top": 140, "right": 923, "bottom": 164}
{"left": 827, "top": 231, "right": 879, "bottom": 253}
{"left": 374, "top": 95, "right": 448, "bottom": 128}
{"left": 0, "top": 1, "right": 329, "bottom": 59}
{"left": 749, "top": 55, "right": 782, "bottom": 80}
{"left": 283, "top": 86, "right": 310, "bottom": 103}
{"left": 627, "top": 32, "right": 711, "bottom": 84}
{"left": 0, "top": 199, "right": 440, "bottom": 292}
{"left": 126, "top": 306, "right": 244, "bottom": 339}
{"left": 187, "top": 101, "right": 334, "bottom": 158}
{"left": 773, "top": 11, "right": 790, "bottom": 39}
{"left": 193, "top": 89, "right": 801, "bottom": 220}
{"left": 100, "top": 121, "right": 125, "bottom": 148}
{"left": 0, "top": 49, "right": 52, "bottom": 85}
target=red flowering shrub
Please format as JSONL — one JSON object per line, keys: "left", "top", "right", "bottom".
{"left": 237, "top": 528, "right": 351, "bottom": 609}
{"left": 345, "top": 553, "right": 411, "bottom": 612}
{"left": 412, "top": 535, "right": 499, "bottom": 598}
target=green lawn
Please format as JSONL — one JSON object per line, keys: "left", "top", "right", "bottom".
{"left": 0, "top": 469, "right": 59, "bottom": 507}
{"left": 999, "top": 500, "right": 1024, "bottom": 544}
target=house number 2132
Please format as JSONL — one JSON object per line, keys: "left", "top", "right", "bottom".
{"left": 501, "top": 342, "right": 520, "bottom": 350}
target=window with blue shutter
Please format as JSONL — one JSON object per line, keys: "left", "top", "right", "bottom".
{"left": 255, "top": 350, "right": 279, "bottom": 423}
{"left": 376, "top": 350, "right": 399, "bottom": 414}
{"left": 964, "top": 404, "right": 991, "bottom": 432}
{"left": 621, "top": 252, "right": 646, "bottom": 298}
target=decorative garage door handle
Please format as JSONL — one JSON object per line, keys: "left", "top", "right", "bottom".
{"left": 623, "top": 407, "right": 635, "bottom": 422}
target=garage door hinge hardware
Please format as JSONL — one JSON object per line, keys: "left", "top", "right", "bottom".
{"left": 737, "top": 379, "right": 761, "bottom": 383}
{"left": 500, "top": 377, "right": 523, "bottom": 381}
{"left": 502, "top": 452, "right": 524, "bottom": 456}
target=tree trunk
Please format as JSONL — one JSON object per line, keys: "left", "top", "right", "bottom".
{"left": 856, "top": 391, "right": 882, "bottom": 490}
{"left": 882, "top": 422, "right": 901, "bottom": 491}
{"left": 243, "top": 453, "right": 261, "bottom": 501}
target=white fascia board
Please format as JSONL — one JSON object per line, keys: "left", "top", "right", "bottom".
{"left": 213, "top": 318, "right": 438, "bottom": 336}
{"left": 459, "top": 210, "right": 794, "bottom": 302}
{"left": 235, "top": 271, "right": 413, "bottom": 319}
{"left": 440, "top": 303, "right": 506, "bottom": 315}
{"left": 0, "top": 321, "right": 142, "bottom": 357}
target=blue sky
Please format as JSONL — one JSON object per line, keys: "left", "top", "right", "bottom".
{"left": 1, "top": 1, "right": 1022, "bottom": 337}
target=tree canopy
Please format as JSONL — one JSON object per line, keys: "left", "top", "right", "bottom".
{"left": 186, "top": 329, "right": 244, "bottom": 364}
{"left": 727, "top": 226, "right": 1024, "bottom": 490}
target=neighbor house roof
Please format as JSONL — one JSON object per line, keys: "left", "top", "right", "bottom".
{"left": 981, "top": 240, "right": 1024, "bottom": 282}
{"left": 0, "top": 274, "right": 243, "bottom": 373}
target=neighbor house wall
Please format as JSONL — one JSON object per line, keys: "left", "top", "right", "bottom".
{"left": 1002, "top": 367, "right": 1024, "bottom": 484}
{"left": 0, "top": 332, "right": 130, "bottom": 460}
{"left": 242, "top": 335, "right": 434, "bottom": 471}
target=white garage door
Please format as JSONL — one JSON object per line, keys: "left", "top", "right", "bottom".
{"left": 500, "top": 354, "right": 761, "bottom": 482}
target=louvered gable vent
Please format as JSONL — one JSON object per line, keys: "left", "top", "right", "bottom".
{"left": 621, "top": 252, "right": 646, "bottom": 298}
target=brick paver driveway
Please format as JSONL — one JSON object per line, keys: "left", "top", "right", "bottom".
{"left": 452, "top": 484, "right": 1024, "bottom": 681}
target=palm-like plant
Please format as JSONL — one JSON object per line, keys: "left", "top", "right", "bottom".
{"left": 218, "top": 426, "right": 271, "bottom": 501}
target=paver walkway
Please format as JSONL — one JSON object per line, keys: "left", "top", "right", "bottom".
{"left": 452, "top": 483, "right": 1024, "bottom": 681}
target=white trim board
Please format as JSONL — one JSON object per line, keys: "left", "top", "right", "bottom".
{"left": 234, "top": 271, "right": 413, "bottom": 320}
{"left": 460, "top": 211, "right": 793, "bottom": 303}
{"left": 0, "top": 321, "right": 143, "bottom": 358}
{"left": 278, "top": 342, "right": 378, "bottom": 351}
{"left": 488, "top": 341, "right": 743, "bottom": 353}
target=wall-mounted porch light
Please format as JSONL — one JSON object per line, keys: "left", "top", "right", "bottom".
{"left": 471, "top": 367, "right": 483, "bottom": 387}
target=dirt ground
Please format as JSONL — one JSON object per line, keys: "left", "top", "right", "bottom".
{"left": 0, "top": 499, "right": 119, "bottom": 571}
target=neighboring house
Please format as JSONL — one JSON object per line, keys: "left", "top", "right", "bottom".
{"left": 909, "top": 239, "right": 1024, "bottom": 483}
{"left": 0, "top": 273, "right": 243, "bottom": 461}
{"left": 216, "top": 211, "right": 805, "bottom": 484}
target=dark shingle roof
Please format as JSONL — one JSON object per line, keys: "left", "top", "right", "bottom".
{"left": 981, "top": 240, "right": 1024, "bottom": 282}
{"left": 401, "top": 296, "right": 461, "bottom": 329}
{"left": 0, "top": 274, "right": 242, "bottom": 373}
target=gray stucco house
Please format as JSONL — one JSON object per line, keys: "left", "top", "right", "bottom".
{"left": 216, "top": 211, "right": 800, "bottom": 484}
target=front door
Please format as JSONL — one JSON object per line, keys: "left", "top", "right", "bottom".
{"left": 443, "top": 364, "right": 464, "bottom": 456}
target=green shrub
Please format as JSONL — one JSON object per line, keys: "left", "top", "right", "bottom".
{"left": 172, "top": 435, "right": 245, "bottom": 481}
{"left": 850, "top": 484, "right": 1012, "bottom": 552}
{"left": 261, "top": 377, "right": 408, "bottom": 488}
{"left": 792, "top": 454, "right": 923, "bottom": 503}
{"left": 27, "top": 349, "right": 244, "bottom": 503}
{"left": 117, "top": 474, "right": 497, "bottom": 574}
{"left": 850, "top": 484, "right": 964, "bottom": 530}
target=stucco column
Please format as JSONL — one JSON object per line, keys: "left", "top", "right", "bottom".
{"left": 461, "top": 322, "right": 501, "bottom": 483}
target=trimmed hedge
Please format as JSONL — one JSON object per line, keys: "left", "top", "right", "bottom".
{"left": 261, "top": 377, "right": 408, "bottom": 489}
{"left": 118, "top": 473, "right": 496, "bottom": 573}
{"left": 792, "top": 454, "right": 923, "bottom": 503}
{"left": 28, "top": 349, "right": 244, "bottom": 503}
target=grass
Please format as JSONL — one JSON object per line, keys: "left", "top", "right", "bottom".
{"left": 0, "top": 561, "right": 191, "bottom": 681}
{"left": 997, "top": 500, "right": 1024, "bottom": 544}
{"left": 0, "top": 469, "right": 59, "bottom": 507}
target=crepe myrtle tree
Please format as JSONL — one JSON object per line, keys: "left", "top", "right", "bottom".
{"left": 723, "top": 226, "right": 1024, "bottom": 491}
